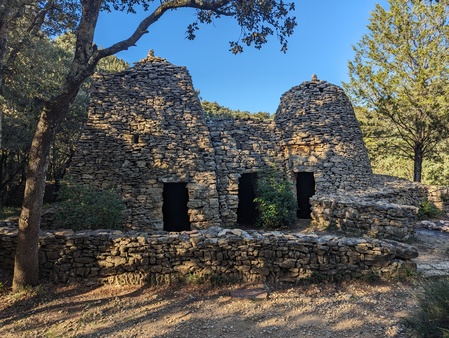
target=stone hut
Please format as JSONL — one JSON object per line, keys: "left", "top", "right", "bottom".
{"left": 70, "top": 54, "right": 220, "bottom": 230}
{"left": 71, "top": 53, "right": 418, "bottom": 239}
{"left": 275, "top": 78, "right": 373, "bottom": 193}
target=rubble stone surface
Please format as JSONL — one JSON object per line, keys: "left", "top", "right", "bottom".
{"left": 0, "top": 226, "right": 417, "bottom": 285}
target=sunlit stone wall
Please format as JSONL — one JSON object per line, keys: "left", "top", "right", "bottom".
{"left": 70, "top": 53, "right": 426, "bottom": 238}
{"left": 206, "top": 117, "right": 283, "bottom": 227}
{"left": 70, "top": 54, "right": 220, "bottom": 230}
{"left": 0, "top": 226, "right": 418, "bottom": 285}
{"left": 311, "top": 194, "right": 418, "bottom": 241}
{"left": 275, "top": 79, "right": 373, "bottom": 193}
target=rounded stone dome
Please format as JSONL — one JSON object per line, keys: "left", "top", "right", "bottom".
{"left": 274, "top": 79, "right": 373, "bottom": 192}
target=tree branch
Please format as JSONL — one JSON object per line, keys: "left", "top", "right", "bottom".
{"left": 7, "top": 1, "right": 57, "bottom": 68}
{"left": 94, "top": 0, "right": 234, "bottom": 62}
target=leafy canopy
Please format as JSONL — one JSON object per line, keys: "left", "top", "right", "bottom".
{"left": 0, "top": 28, "right": 129, "bottom": 206}
{"left": 102, "top": 0, "right": 296, "bottom": 53}
{"left": 202, "top": 100, "right": 270, "bottom": 120}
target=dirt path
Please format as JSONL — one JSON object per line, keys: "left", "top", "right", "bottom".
{"left": 0, "top": 279, "right": 418, "bottom": 338}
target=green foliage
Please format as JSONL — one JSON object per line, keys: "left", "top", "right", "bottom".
{"left": 97, "top": 54, "right": 130, "bottom": 74}
{"left": 184, "top": 272, "right": 207, "bottom": 285}
{"left": 423, "top": 142, "right": 449, "bottom": 186}
{"left": 398, "top": 261, "right": 420, "bottom": 281}
{"left": 201, "top": 100, "right": 271, "bottom": 120}
{"left": 52, "top": 184, "right": 125, "bottom": 231}
{"left": 254, "top": 167, "right": 296, "bottom": 229}
{"left": 418, "top": 199, "right": 443, "bottom": 220}
{"left": 1, "top": 31, "right": 131, "bottom": 207}
{"left": 345, "top": 0, "right": 449, "bottom": 182}
{"left": 0, "top": 30, "right": 83, "bottom": 206}
{"left": 103, "top": 0, "right": 296, "bottom": 53}
{"left": 371, "top": 155, "right": 413, "bottom": 182}
{"left": 410, "top": 278, "right": 449, "bottom": 337}
{"left": 355, "top": 107, "right": 449, "bottom": 185}
{"left": 361, "top": 271, "right": 382, "bottom": 284}
{"left": 183, "top": 272, "right": 232, "bottom": 286}
{"left": 8, "top": 284, "right": 44, "bottom": 301}
{"left": 47, "top": 32, "right": 130, "bottom": 186}
{"left": 0, "top": 206, "right": 21, "bottom": 219}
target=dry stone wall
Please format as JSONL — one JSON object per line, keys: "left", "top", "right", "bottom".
{"left": 69, "top": 53, "right": 432, "bottom": 240}
{"left": 206, "top": 117, "right": 283, "bottom": 227}
{"left": 311, "top": 194, "right": 418, "bottom": 240}
{"left": 275, "top": 80, "right": 373, "bottom": 193}
{"left": 373, "top": 175, "right": 449, "bottom": 209}
{"left": 0, "top": 226, "right": 418, "bottom": 285}
{"left": 70, "top": 54, "right": 220, "bottom": 230}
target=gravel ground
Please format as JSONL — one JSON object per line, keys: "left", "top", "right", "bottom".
{"left": 0, "top": 279, "right": 418, "bottom": 338}
{"left": 1, "top": 221, "right": 449, "bottom": 338}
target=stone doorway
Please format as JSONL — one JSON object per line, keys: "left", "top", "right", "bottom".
{"left": 296, "top": 172, "right": 315, "bottom": 219}
{"left": 237, "top": 173, "right": 258, "bottom": 225}
{"left": 163, "top": 183, "right": 190, "bottom": 232}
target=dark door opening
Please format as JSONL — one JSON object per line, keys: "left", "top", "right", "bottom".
{"left": 237, "top": 173, "right": 258, "bottom": 225}
{"left": 163, "top": 183, "right": 191, "bottom": 232}
{"left": 296, "top": 172, "right": 315, "bottom": 219}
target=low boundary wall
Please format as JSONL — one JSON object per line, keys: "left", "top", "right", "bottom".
{"left": 0, "top": 226, "right": 418, "bottom": 285}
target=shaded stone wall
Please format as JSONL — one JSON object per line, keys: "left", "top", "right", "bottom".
{"left": 0, "top": 226, "right": 418, "bottom": 286}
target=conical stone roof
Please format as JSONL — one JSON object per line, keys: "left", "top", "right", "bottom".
{"left": 275, "top": 79, "right": 373, "bottom": 192}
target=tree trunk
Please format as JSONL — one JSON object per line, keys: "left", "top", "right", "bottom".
{"left": 413, "top": 143, "right": 423, "bottom": 183}
{"left": 12, "top": 108, "right": 57, "bottom": 290}
{"left": 0, "top": 2, "right": 9, "bottom": 95}
{"left": 11, "top": 0, "right": 100, "bottom": 287}
{"left": 12, "top": 80, "right": 80, "bottom": 290}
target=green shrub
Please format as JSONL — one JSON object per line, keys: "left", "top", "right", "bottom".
{"left": 53, "top": 184, "right": 125, "bottom": 230}
{"left": 410, "top": 278, "right": 449, "bottom": 337}
{"left": 418, "top": 199, "right": 443, "bottom": 220}
{"left": 254, "top": 167, "right": 296, "bottom": 229}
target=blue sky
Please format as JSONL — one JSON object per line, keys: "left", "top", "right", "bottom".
{"left": 94, "top": 0, "right": 388, "bottom": 115}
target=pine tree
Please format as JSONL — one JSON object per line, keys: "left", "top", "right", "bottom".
{"left": 345, "top": 0, "right": 449, "bottom": 182}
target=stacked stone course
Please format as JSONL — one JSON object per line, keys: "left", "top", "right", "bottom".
{"left": 0, "top": 226, "right": 418, "bottom": 285}
{"left": 275, "top": 80, "right": 373, "bottom": 192}
{"left": 206, "top": 117, "right": 283, "bottom": 227}
{"left": 311, "top": 194, "right": 418, "bottom": 240}
{"left": 70, "top": 54, "right": 220, "bottom": 230}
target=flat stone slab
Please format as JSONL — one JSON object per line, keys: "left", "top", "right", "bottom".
{"left": 413, "top": 228, "right": 449, "bottom": 277}
{"left": 417, "top": 261, "right": 449, "bottom": 277}
{"left": 230, "top": 287, "right": 268, "bottom": 300}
